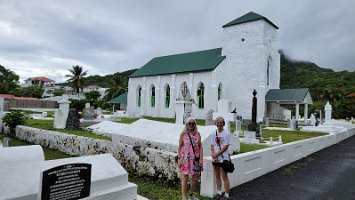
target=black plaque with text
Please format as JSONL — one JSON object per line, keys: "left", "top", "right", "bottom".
{"left": 40, "top": 163, "right": 92, "bottom": 200}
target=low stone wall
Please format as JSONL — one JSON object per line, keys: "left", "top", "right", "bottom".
{"left": 15, "top": 125, "right": 179, "bottom": 180}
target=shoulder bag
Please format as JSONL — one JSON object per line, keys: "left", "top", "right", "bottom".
{"left": 215, "top": 131, "right": 235, "bottom": 173}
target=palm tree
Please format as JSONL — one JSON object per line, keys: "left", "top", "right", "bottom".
{"left": 65, "top": 65, "right": 88, "bottom": 97}
{"left": 105, "top": 75, "right": 127, "bottom": 100}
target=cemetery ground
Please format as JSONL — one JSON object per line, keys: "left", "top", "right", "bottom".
{"left": 1, "top": 116, "right": 328, "bottom": 200}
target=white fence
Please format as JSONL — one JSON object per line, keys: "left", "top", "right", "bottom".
{"left": 201, "top": 126, "right": 355, "bottom": 197}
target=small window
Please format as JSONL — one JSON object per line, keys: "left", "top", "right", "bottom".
{"left": 197, "top": 83, "right": 204, "bottom": 109}
{"left": 151, "top": 85, "right": 155, "bottom": 107}
{"left": 165, "top": 85, "right": 170, "bottom": 108}
{"left": 218, "top": 83, "right": 222, "bottom": 100}
{"left": 137, "top": 87, "right": 142, "bottom": 107}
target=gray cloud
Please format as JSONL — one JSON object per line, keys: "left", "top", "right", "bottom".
{"left": 0, "top": 0, "right": 354, "bottom": 83}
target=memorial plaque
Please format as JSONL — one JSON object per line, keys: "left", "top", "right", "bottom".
{"left": 40, "top": 163, "right": 92, "bottom": 200}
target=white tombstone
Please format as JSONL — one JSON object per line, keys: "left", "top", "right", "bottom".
{"left": 235, "top": 120, "right": 243, "bottom": 136}
{"left": 53, "top": 95, "right": 71, "bottom": 129}
{"left": 175, "top": 82, "right": 195, "bottom": 125}
{"left": 309, "top": 114, "right": 316, "bottom": 126}
{"left": 96, "top": 107, "right": 103, "bottom": 115}
{"left": 278, "top": 135, "right": 282, "bottom": 143}
{"left": 0, "top": 153, "right": 145, "bottom": 200}
{"left": 212, "top": 99, "right": 236, "bottom": 132}
{"left": 0, "top": 145, "right": 44, "bottom": 165}
{"left": 324, "top": 101, "right": 332, "bottom": 123}
{"left": 241, "top": 131, "right": 259, "bottom": 144}
{"left": 85, "top": 102, "right": 90, "bottom": 109}
{"left": 41, "top": 112, "right": 47, "bottom": 118}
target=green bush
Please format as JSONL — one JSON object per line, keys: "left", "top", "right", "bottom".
{"left": 3, "top": 111, "right": 27, "bottom": 137}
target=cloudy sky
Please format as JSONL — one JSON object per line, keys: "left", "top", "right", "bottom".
{"left": 0, "top": 0, "right": 354, "bottom": 83}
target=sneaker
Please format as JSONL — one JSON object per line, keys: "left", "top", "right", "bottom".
{"left": 189, "top": 195, "right": 199, "bottom": 200}
{"left": 213, "top": 192, "right": 225, "bottom": 200}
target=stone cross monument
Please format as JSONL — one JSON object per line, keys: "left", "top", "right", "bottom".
{"left": 175, "top": 82, "right": 195, "bottom": 124}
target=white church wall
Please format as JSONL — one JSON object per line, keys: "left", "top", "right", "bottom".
{"left": 127, "top": 71, "right": 216, "bottom": 119}
{"left": 218, "top": 20, "right": 279, "bottom": 121}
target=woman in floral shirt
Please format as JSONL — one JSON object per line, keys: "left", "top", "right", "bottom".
{"left": 178, "top": 117, "right": 203, "bottom": 200}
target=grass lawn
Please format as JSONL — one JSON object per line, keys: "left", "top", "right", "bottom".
{"left": 261, "top": 129, "right": 327, "bottom": 144}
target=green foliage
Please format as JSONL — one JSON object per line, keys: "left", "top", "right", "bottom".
{"left": 84, "top": 90, "right": 101, "bottom": 101}
{"left": 65, "top": 65, "right": 88, "bottom": 95}
{"left": 105, "top": 75, "right": 128, "bottom": 101}
{"left": 69, "top": 99, "right": 87, "bottom": 111}
{"left": 11, "top": 85, "right": 44, "bottom": 98}
{"left": 0, "top": 65, "right": 19, "bottom": 94}
{"left": 280, "top": 52, "right": 354, "bottom": 119}
{"left": 52, "top": 88, "right": 66, "bottom": 96}
{"left": 2, "top": 111, "right": 27, "bottom": 136}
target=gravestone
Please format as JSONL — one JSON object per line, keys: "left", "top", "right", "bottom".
{"left": 96, "top": 107, "right": 103, "bottom": 116}
{"left": 242, "top": 131, "right": 259, "bottom": 144}
{"left": 65, "top": 109, "right": 81, "bottom": 130}
{"left": 41, "top": 112, "right": 48, "bottom": 118}
{"left": 40, "top": 163, "right": 92, "bottom": 200}
{"left": 235, "top": 120, "right": 243, "bottom": 136}
{"left": 309, "top": 114, "right": 316, "bottom": 126}
{"left": 0, "top": 152, "right": 144, "bottom": 200}
{"left": 54, "top": 95, "right": 71, "bottom": 129}
{"left": 83, "top": 104, "right": 95, "bottom": 120}
{"left": 212, "top": 99, "right": 236, "bottom": 132}
{"left": 205, "top": 109, "right": 215, "bottom": 125}
{"left": 324, "top": 101, "right": 332, "bottom": 124}
{"left": 3, "top": 137, "right": 12, "bottom": 147}
{"left": 175, "top": 82, "right": 195, "bottom": 124}
{"left": 287, "top": 117, "right": 296, "bottom": 130}
{"left": 247, "top": 90, "right": 260, "bottom": 137}
{"left": 0, "top": 145, "right": 44, "bottom": 164}
{"left": 264, "top": 116, "right": 269, "bottom": 127}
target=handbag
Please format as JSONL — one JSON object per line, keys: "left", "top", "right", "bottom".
{"left": 215, "top": 131, "right": 235, "bottom": 173}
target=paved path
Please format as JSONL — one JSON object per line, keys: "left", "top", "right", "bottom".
{"left": 229, "top": 135, "right": 355, "bottom": 200}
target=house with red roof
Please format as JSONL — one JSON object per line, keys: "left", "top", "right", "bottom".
{"left": 24, "top": 77, "right": 55, "bottom": 87}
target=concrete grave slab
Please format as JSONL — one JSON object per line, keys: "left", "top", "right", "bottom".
{"left": 0, "top": 153, "right": 139, "bottom": 200}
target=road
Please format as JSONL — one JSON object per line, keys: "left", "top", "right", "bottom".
{"left": 229, "top": 135, "right": 355, "bottom": 200}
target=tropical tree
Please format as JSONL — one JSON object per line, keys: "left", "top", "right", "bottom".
{"left": 11, "top": 85, "right": 44, "bottom": 98}
{"left": 65, "top": 65, "right": 88, "bottom": 97}
{"left": 105, "top": 75, "right": 127, "bottom": 100}
{"left": 0, "top": 65, "right": 19, "bottom": 94}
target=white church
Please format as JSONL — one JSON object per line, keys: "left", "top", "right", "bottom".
{"left": 125, "top": 12, "right": 312, "bottom": 122}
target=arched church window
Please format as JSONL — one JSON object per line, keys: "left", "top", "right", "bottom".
{"left": 218, "top": 83, "right": 222, "bottom": 100}
{"left": 197, "top": 83, "right": 204, "bottom": 109}
{"left": 137, "top": 86, "right": 142, "bottom": 107}
{"left": 151, "top": 85, "right": 155, "bottom": 107}
{"left": 165, "top": 84, "right": 170, "bottom": 108}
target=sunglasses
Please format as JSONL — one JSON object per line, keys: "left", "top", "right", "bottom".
{"left": 188, "top": 123, "right": 195, "bottom": 125}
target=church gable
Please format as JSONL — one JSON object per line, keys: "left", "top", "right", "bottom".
{"left": 223, "top": 11, "right": 278, "bottom": 29}
{"left": 130, "top": 48, "right": 225, "bottom": 78}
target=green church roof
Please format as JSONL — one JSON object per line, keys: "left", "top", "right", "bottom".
{"left": 265, "top": 88, "right": 311, "bottom": 102}
{"left": 130, "top": 48, "right": 226, "bottom": 78}
{"left": 107, "top": 92, "right": 127, "bottom": 104}
{"left": 223, "top": 11, "right": 278, "bottom": 29}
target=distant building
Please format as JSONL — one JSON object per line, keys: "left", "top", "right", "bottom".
{"left": 24, "top": 77, "right": 55, "bottom": 87}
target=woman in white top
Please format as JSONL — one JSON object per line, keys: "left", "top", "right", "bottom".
{"left": 210, "top": 116, "right": 231, "bottom": 200}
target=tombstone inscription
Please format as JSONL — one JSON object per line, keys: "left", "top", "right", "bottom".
{"left": 40, "top": 163, "right": 92, "bottom": 200}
